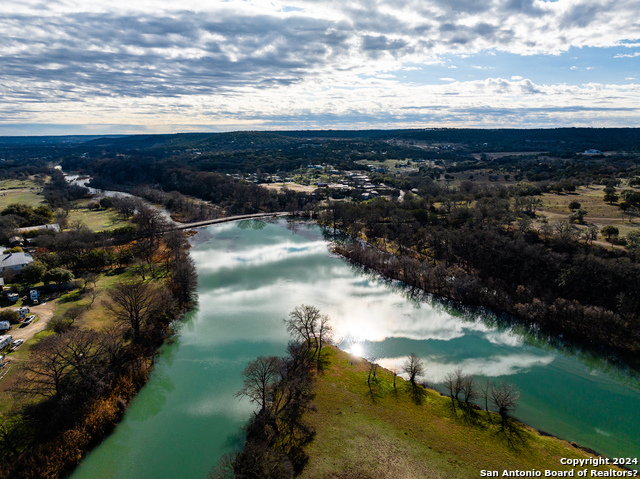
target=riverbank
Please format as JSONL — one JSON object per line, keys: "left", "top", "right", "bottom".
{"left": 301, "top": 346, "right": 630, "bottom": 478}
{"left": 331, "top": 239, "right": 640, "bottom": 371}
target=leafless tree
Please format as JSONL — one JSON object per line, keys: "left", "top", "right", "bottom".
{"left": 402, "top": 353, "right": 424, "bottom": 388}
{"left": 133, "top": 206, "right": 170, "bottom": 276}
{"left": 284, "top": 304, "right": 331, "bottom": 363}
{"left": 104, "top": 278, "right": 161, "bottom": 343}
{"left": 284, "top": 304, "right": 320, "bottom": 351}
{"left": 461, "top": 374, "right": 477, "bottom": 406}
{"left": 403, "top": 353, "right": 426, "bottom": 404}
{"left": 168, "top": 253, "right": 198, "bottom": 310}
{"left": 444, "top": 367, "right": 464, "bottom": 405}
{"left": 315, "top": 313, "right": 332, "bottom": 371}
{"left": 490, "top": 380, "right": 520, "bottom": 424}
{"left": 236, "top": 356, "right": 283, "bottom": 412}
{"left": 17, "top": 330, "right": 109, "bottom": 400}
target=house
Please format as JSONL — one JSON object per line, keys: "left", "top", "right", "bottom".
{"left": 0, "top": 252, "right": 34, "bottom": 274}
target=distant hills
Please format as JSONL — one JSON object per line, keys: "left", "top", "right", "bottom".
{"left": 2, "top": 128, "right": 640, "bottom": 153}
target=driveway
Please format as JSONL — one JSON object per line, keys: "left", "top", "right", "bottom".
{"left": 9, "top": 301, "right": 55, "bottom": 342}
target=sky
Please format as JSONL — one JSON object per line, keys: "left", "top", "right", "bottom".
{"left": 1, "top": 0, "right": 639, "bottom": 135}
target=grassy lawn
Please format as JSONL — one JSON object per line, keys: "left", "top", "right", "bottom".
{"left": 54, "top": 268, "right": 132, "bottom": 331}
{"left": 0, "top": 187, "right": 46, "bottom": 210}
{"left": 0, "top": 268, "right": 133, "bottom": 417}
{"left": 301, "top": 347, "right": 624, "bottom": 478}
{"left": 66, "top": 207, "right": 131, "bottom": 232}
{"left": 537, "top": 186, "right": 622, "bottom": 218}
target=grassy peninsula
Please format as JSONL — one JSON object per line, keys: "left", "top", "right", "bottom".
{"left": 301, "top": 346, "right": 626, "bottom": 478}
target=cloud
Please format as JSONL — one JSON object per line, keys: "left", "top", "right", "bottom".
{"left": 615, "top": 52, "right": 640, "bottom": 58}
{"left": 1, "top": 0, "right": 640, "bottom": 130}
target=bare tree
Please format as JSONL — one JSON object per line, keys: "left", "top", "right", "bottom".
{"left": 403, "top": 353, "right": 426, "bottom": 404}
{"left": 403, "top": 353, "right": 424, "bottom": 388}
{"left": 168, "top": 253, "right": 198, "bottom": 310}
{"left": 17, "top": 330, "right": 109, "bottom": 401}
{"left": 104, "top": 278, "right": 161, "bottom": 343}
{"left": 315, "top": 313, "right": 332, "bottom": 371}
{"left": 490, "top": 381, "right": 520, "bottom": 424}
{"left": 284, "top": 304, "right": 329, "bottom": 359}
{"left": 236, "top": 356, "right": 283, "bottom": 412}
{"left": 461, "top": 374, "right": 477, "bottom": 406}
{"left": 444, "top": 367, "right": 464, "bottom": 405}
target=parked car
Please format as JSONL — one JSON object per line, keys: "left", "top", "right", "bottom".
{"left": 12, "top": 339, "right": 23, "bottom": 347}
{"left": 22, "top": 315, "right": 35, "bottom": 325}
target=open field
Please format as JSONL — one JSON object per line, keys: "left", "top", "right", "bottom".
{"left": 301, "top": 347, "right": 624, "bottom": 478}
{"left": 263, "top": 182, "right": 317, "bottom": 193}
{"left": 66, "top": 206, "right": 131, "bottom": 232}
{"left": 0, "top": 187, "right": 45, "bottom": 210}
{"left": 0, "top": 269, "right": 130, "bottom": 416}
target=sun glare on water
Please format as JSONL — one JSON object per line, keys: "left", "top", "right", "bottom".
{"left": 349, "top": 343, "right": 365, "bottom": 357}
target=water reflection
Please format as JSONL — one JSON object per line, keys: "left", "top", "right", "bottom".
{"left": 70, "top": 220, "right": 640, "bottom": 479}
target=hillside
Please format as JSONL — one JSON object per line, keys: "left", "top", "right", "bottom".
{"left": 301, "top": 346, "right": 628, "bottom": 478}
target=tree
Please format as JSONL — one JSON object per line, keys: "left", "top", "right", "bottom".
{"left": 583, "top": 226, "right": 599, "bottom": 246}
{"left": 444, "top": 367, "right": 464, "bottom": 405}
{"left": 21, "top": 261, "right": 46, "bottom": 285}
{"left": 104, "top": 278, "right": 161, "bottom": 343}
{"left": 0, "top": 309, "right": 20, "bottom": 325}
{"left": 284, "top": 305, "right": 327, "bottom": 358}
{"left": 18, "top": 329, "right": 110, "bottom": 401}
{"left": 403, "top": 353, "right": 425, "bottom": 404}
{"left": 601, "top": 225, "right": 619, "bottom": 241}
{"left": 44, "top": 267, "right": 74, "bottom": 287}
{"left": 603, "top": 186, "right": 618, "bottom": 204}
{"left": 236, "top": 356, "right": 283, "bottom": 412}
{"left": 168, "top": 253, "right": 198, "bottom": 309}
{"left": 568, "top": 201, "right": 581, "bottom": 211}
{"left": 402, "top": 353, "right": 424, "bottom": 388}
{"left": 568, "top": 208, "right": 587, "bottom": 224}
{"left": 490, "top": 381, "right": 520, "bottom": 424}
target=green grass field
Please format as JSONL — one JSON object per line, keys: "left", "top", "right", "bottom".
{"left": 301, "top": 347, "right": 625, "bottom": 478}
{"left": 66, "top": 207, "right": 131, "bottom": 232}
{"left": 0, "top": 187, "right": 45, "bottom": 210}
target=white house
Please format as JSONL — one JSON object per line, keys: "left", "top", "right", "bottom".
{"left": 0, "top": 252, "right": 34, "bottom": 274}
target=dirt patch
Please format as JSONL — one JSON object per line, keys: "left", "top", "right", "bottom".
{"left": 263, "top": 183, "right": 316, "bottom": 193}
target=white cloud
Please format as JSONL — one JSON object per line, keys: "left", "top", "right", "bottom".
{"left": 614, "top": 52, "right": 640, "bottom": 58}
{"left": 2, "top": 0, "right": 640, "bottom": 130}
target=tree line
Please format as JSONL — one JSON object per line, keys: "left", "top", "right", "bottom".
{"left": 210, "top": 305, "right": 332, "bottom": 479}
{"left": 0, "top": 222, "right": 198, "bottom": 478}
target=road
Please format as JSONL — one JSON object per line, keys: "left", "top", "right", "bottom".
{"left": 9, "top": 301, "right": 55, "bottom": 342}
{"left": 175, "top": 211, "right": 292, "bottom": 229}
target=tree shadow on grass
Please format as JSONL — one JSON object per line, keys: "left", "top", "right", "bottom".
{"left": 494, "top": 418, "right": 530, "bottom": 451}
{"left": 406, "top": 383, "right": 427, "bottom": 405}
{"left": 447, "top": 400, "right": 487, "bottom": 429}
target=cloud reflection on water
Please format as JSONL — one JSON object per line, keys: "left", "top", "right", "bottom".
{"left": 378, "top": 353, "right": 556, "bottom": 384}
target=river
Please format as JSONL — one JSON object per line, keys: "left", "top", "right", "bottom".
{"left": 70, "top": 219, "right": 640, "bottom": 479}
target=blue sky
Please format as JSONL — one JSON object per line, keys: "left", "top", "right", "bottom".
{"left": 1, "top": 0, "right": 639, "bottom": 135}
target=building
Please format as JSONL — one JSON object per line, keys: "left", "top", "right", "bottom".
{"left": 0, "top": 252, "right": 34, "bottom": 274}
{"left": 14, "top": 223, "right": 60, "bottom": 234}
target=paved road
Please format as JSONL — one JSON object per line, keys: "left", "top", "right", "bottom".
{"left": 175, "top": 211, "right": 292, "bottom": 230}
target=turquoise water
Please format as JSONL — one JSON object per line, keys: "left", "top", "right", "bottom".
{"left": 70, "top": 220, "right": 640, "bottom": 479}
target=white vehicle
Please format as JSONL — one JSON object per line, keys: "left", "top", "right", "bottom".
{"left": 12, "top": 339, "right": 23, "bottom": 347}
{"left": 22, "top": 315, "right": 35, "bottom": 325}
